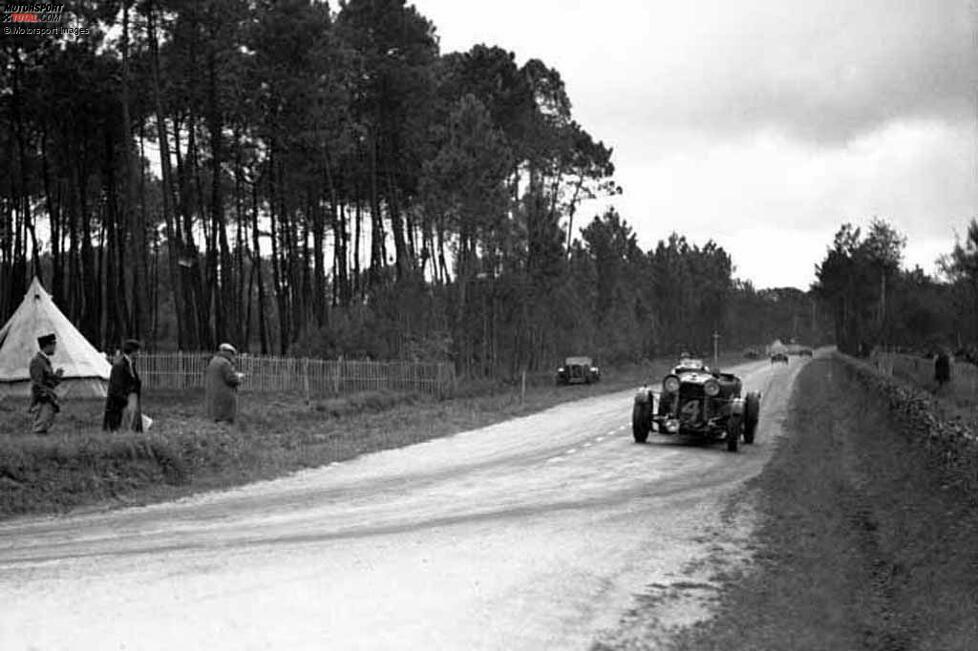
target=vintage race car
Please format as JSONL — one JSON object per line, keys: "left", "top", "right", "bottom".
{"left": 632, "top": 358, "right": 760, "bottom": 452}
{"left": 555, "top": 356, "right": 600, "bottom": 385}
{"left": 770, "top": 352, "right": 789, "bottom": 364}
{"left": 797, "top": 348, "right": 813, "bottom": 357}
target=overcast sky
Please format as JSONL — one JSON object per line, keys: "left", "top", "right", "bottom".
{"left": 412, "top": 0, "right": 977, "bottom": 289}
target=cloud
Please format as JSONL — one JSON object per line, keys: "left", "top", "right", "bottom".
{"left": 607, "top": 0, "right": 976, "bottom": 143}
{"left": 578, "top": 118, "right": 976, "bottom": 287}
{"left": 422, "top": 0, "right": 974, "bottom": 143}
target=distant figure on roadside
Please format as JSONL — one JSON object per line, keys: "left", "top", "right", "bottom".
{"left": 29, "top": 333, "right": 64, "bottom": 434}
{"left": 205, "top": 343, "right": 243, "bottom": 423}
{"left": 103, "top": 339, "right": 143, "bottom": 432}
{"left": 934, "top": 350, "right": 951, "bottom": 389}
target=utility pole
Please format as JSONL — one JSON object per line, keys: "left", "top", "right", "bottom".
{"left": 712, "top": 330, "right": 720, "bottom": 367}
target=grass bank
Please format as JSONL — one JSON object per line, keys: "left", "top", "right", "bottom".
{"left": 877, "top": 351, "right": 978, "bottom": 431}
{"left": 0, "top": 355, "right": 746, "bottom": 520}
{"left": 669, "top": 355, "right": 978, "bottom": 650}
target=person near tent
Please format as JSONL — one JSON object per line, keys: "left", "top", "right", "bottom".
{"left": 29, "top": 333, "right": 64, "bottom": 434}
{"left": 205, "top": 343, "right": 243, "bottom": 423}
{"left": 934, "top": 349, "right": 951, "bottom": 389}
{"left": 103, "top": 339, "right": 143, "bottom": 432}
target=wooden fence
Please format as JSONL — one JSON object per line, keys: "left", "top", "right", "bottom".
{"left": 137, "top": 353, "right": 456, "bottom": 398}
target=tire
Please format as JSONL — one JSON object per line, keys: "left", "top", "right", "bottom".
{"left": 632, "top": 400, "right": 651, "bottom": 443}
{"left": 744, "top": 392, "right": 760, "bottom": 444}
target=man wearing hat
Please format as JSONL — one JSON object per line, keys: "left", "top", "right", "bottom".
{"left": 103, "top": 339, "right": 143, "bottom": 432}
{"left": 29, "top": 333, "right": 64, "bottom": 434}
{"left": 205, "top": 343, "right": 243, "bottom": 423}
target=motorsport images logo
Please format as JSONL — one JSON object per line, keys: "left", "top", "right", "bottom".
{"left": 2, "top": 3, "right": 90, "bottom": 38}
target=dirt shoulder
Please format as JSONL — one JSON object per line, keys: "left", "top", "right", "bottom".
{"left": 666, "top": 355, "right": 978, "bottom": 650}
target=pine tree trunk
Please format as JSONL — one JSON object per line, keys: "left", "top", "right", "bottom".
{"left": 251, "top": 179, "right": 269, "bottom": 354}
{"left": 121, "top": 1, "right": 146, "bottom": 341}
{"left": 148, "top": 3, "right": 187, "bottom": 349}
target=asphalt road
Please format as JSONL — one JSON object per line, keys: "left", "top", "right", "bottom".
{"left": 0, "top": 358, "right": 805, "bottom": 650}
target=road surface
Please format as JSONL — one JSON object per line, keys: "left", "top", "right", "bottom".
{"left": 0, "top": 359, "right": 804, "bottom": 650}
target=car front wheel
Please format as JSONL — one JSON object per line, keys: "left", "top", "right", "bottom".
{"left": 632, "top": 401, "right": 651, "bottom": 443}
{"left": 726, "top": 416, "right": 742, "bottom": 452}
{"left": 744, "top": 392, "right": 760, "bottom": 444}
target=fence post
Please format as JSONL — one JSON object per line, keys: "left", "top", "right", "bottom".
{"left": 334, "top": 355, "right": 342, "bottom": 394}
{"left": 521, "top": 369, "right": 526, "bottom": 405}
{"left": 303, "top": 357, "right": 310, "bottom": 405}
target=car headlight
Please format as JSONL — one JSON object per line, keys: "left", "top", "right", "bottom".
{"left": 557, "top": 367, "right": 565, "bottom": 372}
{"left": 704, "top": 379, "right": 720, "bottom": 397}
{"left": 663, "top": 375, "right": 680, "bottom": 393}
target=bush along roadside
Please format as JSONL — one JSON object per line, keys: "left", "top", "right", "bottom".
{"left": 837, "top": 352, "right": 978, "bottom": 497}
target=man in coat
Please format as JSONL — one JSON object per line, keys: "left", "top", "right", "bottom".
{"left": 934, "top": 350, "right": 952, "bottom": 389}
{"left": 205, "top": 343, "right": 243, "bottom": 423}
{"left": 103, "top": 339, "right": 142, "bottom": 432}
{"left": 29, "top": 333, "right": 64, "bottom": 434}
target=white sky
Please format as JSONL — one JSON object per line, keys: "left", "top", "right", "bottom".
{"left": 412, "top": 0, "right": 977, "bottom": 289}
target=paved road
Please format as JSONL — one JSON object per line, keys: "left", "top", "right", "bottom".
{"left": 0, "top": 359, "right": 805, "bottom": 650}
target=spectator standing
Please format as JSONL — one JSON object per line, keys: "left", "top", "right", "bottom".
{"left": 29, "top": 333, "right": 64, "bottom": 434}
{"left": 205, "top": 343, "right": 243, "bottom": 423}
{"left": 934, "top": 350, "right": 951, "bottom": 389}
{"left": 103, "top": 339, "right": 143, "bottom": 432}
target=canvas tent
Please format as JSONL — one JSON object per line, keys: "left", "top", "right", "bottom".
{"left": 767, "top": 339, "right": 788, "bottom": 355}
{"left": 0, "top": 277, "right": 110, "bottom": 398}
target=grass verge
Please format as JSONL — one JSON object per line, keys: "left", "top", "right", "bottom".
{"left": 667, "top": 356, "right": 978, "bottom": 651}
{"left": 878, "top": 352, "right": 978, "bottom": 438}
{"left": 0, "top": 355, "right": 746, "bottom": 520}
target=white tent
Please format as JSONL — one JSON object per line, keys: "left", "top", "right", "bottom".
{"left": 767, "top": 339, "right": 788, "bottom": 355}
{"left": 0, "top": 277, "right": 110, "bottom": 398}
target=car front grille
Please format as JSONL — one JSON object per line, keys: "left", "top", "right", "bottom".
{"left": 677, "top": 397, "right": 702, "bottom": 424}
{"left": 679, "top": 383, "right": 705, "bottom": 399}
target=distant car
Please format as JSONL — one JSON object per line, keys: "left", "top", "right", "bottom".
{"left": 743, "top": 348, "right": 761, "bottom": 359}
{"left": 770, "top": 352, "right": 789, "bottom": 365}
{"left": 632, "top": 357, "right": 760, "bottom": 452}
{"left": 555, "top": 356, "right": 600, "bottom": 385}
{"left": 798, "top": 348, "right": 813, "bottom": 357}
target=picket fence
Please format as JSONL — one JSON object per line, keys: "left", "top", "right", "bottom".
{"left": 137, "top": 353, "right": 456, "bottom": 398}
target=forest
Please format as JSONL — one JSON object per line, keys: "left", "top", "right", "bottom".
{"left": 0, "top": 0, "right": 970, "bottom": 376}
{"left": 814, "top": 218, "right": 978, "bottom": 359}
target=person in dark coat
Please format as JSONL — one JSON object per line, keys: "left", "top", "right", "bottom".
{"left": 205, "top": 343, "right": 243, "bottom": 423}
{"left": 29, "top": 333, "right": 64, "bottom": 434}
{"left": 934, "top": 350, "right": 951, "bottom": 388}
{"left": 103, "top": 339, "right": 143, "bottom": 432}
